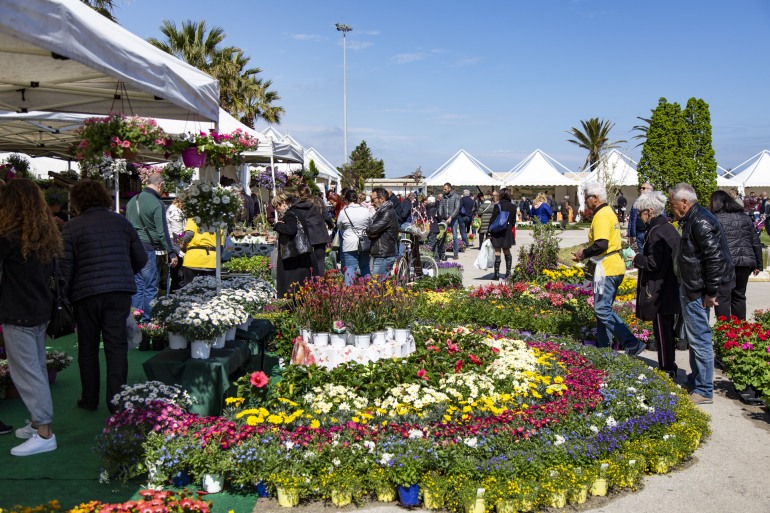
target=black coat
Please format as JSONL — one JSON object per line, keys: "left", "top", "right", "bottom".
{"left": 674, "top": 203, "right": 735, "bottom": 301}
{"left": 292, "top": 199, "right": 330, "bottom": 245}
{"left": 489, "top": 199, "right": 516, "bottom": 249}
{"left": 60, "top": 207, "right": 147, "bottom": 303}
{"left": 426, "top": 204, "right": 440, "bottom": 234}
{"left": 633, "top": 215, "right": 681, "bottom": 320}
{"left": 366, "top": 201, "right": 400, "bottom": 257}
{"left": 714, "top": 211, "right": 762, "bottom": 269}
{"left": 0, "top": 238, "right": 55, "bottom": 326}
{"left": 274, "top": 208, "right": 312, "bottom": 298}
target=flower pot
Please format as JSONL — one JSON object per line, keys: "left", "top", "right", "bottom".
{"left": 329, "top": 333, "right": 346, "bottom": 348}
{"left": 354, "top": 334, "right": 371, "bottom": 348}
{"left": 256, "top": 479, "right": 270, "bottom": 498}
{"left": 47, "top": 367, "right": 57, "bottom": 384}
{"left": 548, "top": 491, "right": 567, "bottom": 509}
{"left": 376, "top": 488, "right": 397, "bottom": 503}
{"left": 171, "top": 468, "right": 191, "bottom": 487}
{"left": 385, "top": 327, "right": 395, "bottom": 340}
{"left": 151, "top": 337, "right": 166, "bottom": 351}
{"left": 212, "top": 333, "right": 226, "bottom": 349}
{"left": 651, "top": 457, "right": 670, "bottom": 474}
{"left": 331, "top": 489, "right": 352, "bottom": 507}
{"left": 276, "top": 486, "right": 300, "bottom": 507}
{"left": 300, "top": 329, "right": 312, "bottom": 343}
{"left": 225, "top": 327, "right": 237, "bottom": 341}
{"left": 466, "top": 497, "right": 485, "bottom": 513}
{"left": 568, "top": 485, "right": 588, "bottom": 505}
{"left": 201, "top": 473, "right": 224, "bottom": 493}
{"left": 168, "top": 332, "right": 188, "bottom": 350}
{"left": 394, "top": 328, "right": 410, "bottom": 343}
{"left": 372, "top": 331, "right": 387, "bottom": 345}
{"left": 182, "top": 147, "right": 207, "bottom": 168}
{"left": 239, "top": 318, "right": 253, "bottom": 331}
{"left": 190, "top": 340, "right": 212, "bottom": 359}
{"left": 589, "top": 477, "right": 607, "bottom": 496}
{"left": 397, "top": 484, "right": 420, "bottom": 507}
{"left": 315, "top": 332, "right": 331, "bottom": 347}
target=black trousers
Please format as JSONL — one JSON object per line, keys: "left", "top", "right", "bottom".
{"left": 183, "top": 267, "right": 215, "bottom": 285}
{"left": 312, "top": 243, "right": 326, "bottom": 278}
{"left": 715, "top": 266, "right": 751, "bottom": 321}
{"left": 73, "top": 292, "right": 132, "bottom": 413}
{"left": 652, "top": 312, "right": 677, "bottom": 372}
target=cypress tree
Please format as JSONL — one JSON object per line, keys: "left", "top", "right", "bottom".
{"left": 683, "top": 98, "right": 718, "bottom": 202}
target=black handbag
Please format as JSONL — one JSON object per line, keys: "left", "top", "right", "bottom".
{"left": 47, "top": 260, "right": 76, "bottom": 339}
{"left": 280, "top": 215, "right": 311, "bottom": 261}
{"left": 343, "top": 208, "right": 371, "bottom": 254}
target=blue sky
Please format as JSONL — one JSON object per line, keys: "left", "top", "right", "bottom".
{"left": 117, "top": 0, "right": 770, "bottom": 177}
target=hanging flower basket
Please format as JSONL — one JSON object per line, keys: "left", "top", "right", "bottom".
{"left": 75, "top": 113, "right": 166, "bottom": 168}
{"left": 181, "top": 147, "right": 207, "bottom": 168}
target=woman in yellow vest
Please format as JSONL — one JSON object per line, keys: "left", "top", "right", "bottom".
{"left": 180, "top": 219, "right": 223, "bottom": 285}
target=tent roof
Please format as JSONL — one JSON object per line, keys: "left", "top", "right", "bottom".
{"left": 583, "top": 149, "right": 638, "bottom": 186}
{"left": 0, "top": 110, "right": 84, "bottom": 158}
{"left": 0, "top": 0, "right": 219, "bottom": 121}
{"left": 304, "top": 147, "right": 340, "bottom": 180}
{"left": 425, "top": 149, "right": 500, "bottom": 186}
{"left": 260, "top": 126, "right": 286, "bottom": 142}
{"left": 732, "top": 150, "right": 770, "bottom": 187}
{"left": 501, "top": 149, "right": 578, "bottom": 187}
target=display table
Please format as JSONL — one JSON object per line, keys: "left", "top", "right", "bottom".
{"left": 143, "top": 339, "right": 251, "bottom": 416}
{"left": 230, "top": 236, "right": 275, "bottom": 257}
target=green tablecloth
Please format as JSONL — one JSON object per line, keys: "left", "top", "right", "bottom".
{"left": 142, "top": 339, "right": 251, "bottom": 416}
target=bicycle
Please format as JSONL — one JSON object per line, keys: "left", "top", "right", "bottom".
{"left": 392, "top": 228, "right": 438, "bottom": 286}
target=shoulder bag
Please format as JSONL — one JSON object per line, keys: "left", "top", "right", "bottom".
{"left": 344, "top": 208, "right": 371, "bottom": 254}
{"left": 280, "top": 213, "right": 311, "bottom": 261}
{"left": 47, "top": 259, "right": 76, "bottom": 339}
{"left": 488, "top": 209, "right": 510, "bottom": 233}
{"left": 134, "top": 195, "right": 165, "bottom": 254}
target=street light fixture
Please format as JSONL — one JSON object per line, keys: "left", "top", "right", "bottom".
{"left": 335, "top": 23, "right": 352, "bottom": 165}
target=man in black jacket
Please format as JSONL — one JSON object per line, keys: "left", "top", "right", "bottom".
{"left": 670, "top": 183, "right": 735, "bottom": 405}
{"left": 367, "top": 187, "right": 399, "bottom": 278}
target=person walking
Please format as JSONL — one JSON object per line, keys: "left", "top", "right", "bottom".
{"left": 627, "top": 183, "right": 654, "bottom": 252}
{"left": 438, "top": 183, "right": 463, "bottom": 260}
{"left": 366, "top": 187, "right": 399, "bottom": 278}
{"left": 476, "top": 193, "right": 494, "bottom": 248}
{"left": 425, "top": 196, "right": 440, "bottom": 257}
{"left": 519, "top": 196, "right": 530, "bottom": 222}
{"left": 60, "top": 180, "right": 147, "bottom": 413}
{"left": 488, "top": 187, "right": 517, "bottom": 280}
{"left": 559, "top": 196, "right": 571, "bottom": 230}
{"left": 459, "top": 190, "right": 475, "bottom": 245}
{"left": 709, "top": 190, "right": 762, "bottom": 321}
{"left": 632, "top": 191, "right": 681, "bottom": 379}
{"left": 0, "top": 179, "right": 62, "bottom": 456}
{"left": 572, "top": 182, "right": 646, "bottom": 355}
{"left": 292, "top": 185, "right": 331, "bottom": 278}
{"left": 273, "top": 193, "right": 313, "bottom": 298}
{"left": 529, "top": 192, "right": 553, "bottom": 225}
{"left": 669, "top": 183, "right": 735, "bottom": 405}
{"left": 125, "top": 173, "right": 178, "bottom": 323}
{"left": 165, "top": 198, "right": 186, "bottom": 291}
{"left": 615, "top": 191, "right": 627, "bottom": 224}
{"left": 337, "top": 189, "right": 372, "bottom": 285}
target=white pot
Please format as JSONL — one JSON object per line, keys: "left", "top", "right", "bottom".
{"left": 354, "top": 334, "right": 371, "bottom": 348}
{"left": 212, "top": 333, "right": 226, "bottom": 349}
{"left": 394, "top": 328, "right": 410, "bottom": 343}
{"left": 238, "top": 317, "right": 252, "bottom": 331}
{"left": 372, "top": 331, "right": 387, "bottom": 346}
{"left": 191, "top": 340, "right": 212, "bottom": 359}
{"left": 329, "top": 333, "right": 346, "bottom": 347}
{"left": 301, "top": 329, "right": 312, "bottom": 343}
{"left": 401, "top": 341, "right": 411, "bottom": 357}
{"left": 385, "top": 327, "right": 395, "bottom": 340}
{"left": 167, "top": 332, "right": 187, "bottom": 350}
{"left": 314, "top": 332, "right": 331, "bottom": 346}
{"left": 225, "top": 327, "right": 237, "bottom": 341}
{"left": 202, "top": 473, "right": 224, "bottom": 494}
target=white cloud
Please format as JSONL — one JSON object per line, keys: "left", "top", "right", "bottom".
{"left": 291, "top": 33, "right": 325, "bottom": 42}
{"left": 346, "top": 40, "right": 373, "bottom": 50}
{"left": 391, "top": 52, "right": 429, "bottom": 64}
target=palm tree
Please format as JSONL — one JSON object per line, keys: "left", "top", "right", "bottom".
{"left": 630, "top": 113, "right": 653, "bottom": 148}
{"left": 566, "top": 118, "right": 627, "bottom": 171}
{"left": 148, "top": 20, "right": 284, "bottom": 125}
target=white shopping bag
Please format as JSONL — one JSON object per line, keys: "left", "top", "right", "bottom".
{"left": 474, "top": 239, "right": 495, "bottom": 270}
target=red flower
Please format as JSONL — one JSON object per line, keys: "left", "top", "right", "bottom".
{"left": 446, "top": 339, "right": 459, "bottom": 354}
{"left": 469, "top": 354, "right": 482, "bottom": 365}
{"left": 250, "top": 371, "right": 269, "bottom": 388}
{"left": 417, "top": 369, "right": 428, "bottom": 381}
{"left": 491, "top": 347, "right": 500, "bottom": 353}
{"left": 455, "top": 360, "right": 464, "bottom": 373}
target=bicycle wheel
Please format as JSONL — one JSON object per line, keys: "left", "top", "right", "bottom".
{"left": 393, "top": 256, "right": 409, "bottom": 286}
{"left": 420, "top": 255, "right": 439, "bottom": 278}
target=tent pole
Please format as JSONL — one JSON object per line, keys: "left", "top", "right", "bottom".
{"left": 271, "top": 142, "right": 277, "bottom": 223}
{"left": 115, "top": 174, "right": 119, "bottom": 213}
{"left": 215, "top": 229, "right": 222, "bottom": 294}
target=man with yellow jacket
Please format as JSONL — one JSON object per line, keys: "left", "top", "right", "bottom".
{"left": 180, "top": 219, "right": 223, "bottom": 285}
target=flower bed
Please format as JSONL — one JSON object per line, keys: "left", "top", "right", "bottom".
{"left": 98, "top": 324, "right": 708, "bottom": 510}
{"left": 713, "top": 313, "right": 770, "bottom": 402}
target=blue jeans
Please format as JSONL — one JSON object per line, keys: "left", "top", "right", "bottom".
{"left": 594, "top": 274, "right": 642, "bottom": 351}
{"left": 450, "top": 218, "right": 467, "bottom": 256}
{"left": 2, "top": 323, "right": 53, "bottom": 425}
{"left": 371, "top": 256, "right": 395, "bottom": 279}
{"left": 397, "top": 222, "right": 411, "bottom": 257}
{"left": 341, "top": 250, "right": 371, "bottom": 285}
{"left": 680, "top": 290, "right": 714, "bottom": 398}
{"left": 636, "top": 231, "right": 647, "bottom": 254}
{"left": 460, "top": 215, "right": 472, "bottom": 244}
{"left": 132, "top": 249, "right": 158, "bottom": 323}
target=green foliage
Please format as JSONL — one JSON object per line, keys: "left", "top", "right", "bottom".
{"left": 223, "top": 255, "right": 272, "bottom": 282}
{"left": 5, "top": 153, "right": 32, "bottom": 178}
{"left": 410, "top": 273, "right": 463, "bottom": 291}
{"left": 44, "top": 186, "right": 69, "bottom": 206}
{"left": 566, "top": 118, "right": 626, "bottom": 171}
{"left": 337, "top": 140, "right": 385, "bottom": 190}
{"left": 511, "top": 221, "right": 560, "bottom": 282}
{"left": 637, "top": 97, "right": 716, "bottom": 203}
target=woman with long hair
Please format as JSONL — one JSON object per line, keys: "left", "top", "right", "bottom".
{"left": 273, "top": 193, "right": 313, "bottom": 298}
{"left": 529, "top": 192, "right": 553, "bottom": 225}
{"left": 709, "top": 190, "right": 762, "bottom": 320}
{"left": 0, "top": 179, "right": 63, "bottom": 456}
{"left": 293, "top": 184, "right": 332, "bottom": 277}
{"left": 488, "top": 187, "right": 517, "bottom": 280}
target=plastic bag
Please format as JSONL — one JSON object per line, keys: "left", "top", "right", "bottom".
{"left": 126, "top": 317, "right": 142, "bottom": 349}
{"left": 474, "top": 238, "right": 495, "bottom": 270}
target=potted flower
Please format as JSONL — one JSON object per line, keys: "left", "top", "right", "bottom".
{"left": 45, "top": 350, "right": 73, "bottom": 383}
{"left": 186, "top": 440, "right": 234, "bottom": 493}
{"left": 161, "top": 160, "right": 195, "bottom": 192}
{"left": 75, "top": 113, "right": 166, "bottom": 166}
{"left": 177, "top": 180, "right": 243, "bottom": 233}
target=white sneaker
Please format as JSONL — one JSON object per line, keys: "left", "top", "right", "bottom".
{"left": 16, "top": 421, "right": 37, "bottom": 439}
{"left": 11, "top": 433, "right": 57, "bottom": 456}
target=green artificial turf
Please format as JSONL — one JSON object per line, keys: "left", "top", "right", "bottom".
{"left": 0, "top": 334, "right": 258, "bottom": 513}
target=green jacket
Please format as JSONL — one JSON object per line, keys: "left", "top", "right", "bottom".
{"left": 125, "top": 188, "right": 176, "bottom": 255}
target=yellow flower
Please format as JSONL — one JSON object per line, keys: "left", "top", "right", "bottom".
{"left": 310, "top": 419, "right": 320, "bottom": 429}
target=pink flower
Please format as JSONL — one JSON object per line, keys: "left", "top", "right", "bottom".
{"left": 250, "top": 371, "right": 269, "bottom": 388}
{"left": 417, "top": 369, "right": 428, "bottom": 381}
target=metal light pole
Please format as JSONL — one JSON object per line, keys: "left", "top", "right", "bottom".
{"left": 335, "top": 23, "right": 352, "bottom": 165}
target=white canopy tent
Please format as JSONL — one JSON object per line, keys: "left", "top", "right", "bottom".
{"left": 716, "top": 165, "right": 743, "bottom": 193}
{"left": 732, "top": 150, "right": 770, "bottom": 190}
{"left": 0, "top": 110, "right": 84, "bottom": 158}
{"left": 577, "top": 150, "right": 639, "bottom": 216}
{"left": 0, "top": 0, "right": 219, "bottom": 121}
{"left": 303, "top": 147, "right": 341, "bottom": 191}
{"left": 501, "top": 149, "right": 578, "bottom": 187}
{"left": 425, "top": 149, "right": 500, "bottom": 187}
{"left": 256, "top": 127, "right": 340, "bottom": 188}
